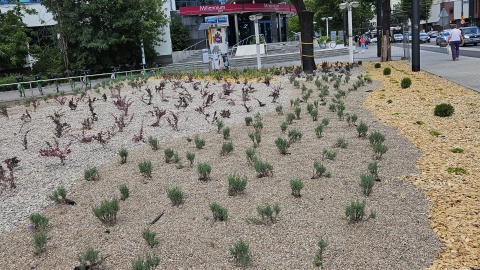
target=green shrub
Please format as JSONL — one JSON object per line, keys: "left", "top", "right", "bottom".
{"left": 256, "top": 203, "right": 281, "bottom": 224}
{"left": 373, "top": 143, "right": 388, "bottom": 159}
{"left": 33, "top": 232, "right": 47, "bottom": 255}
{"left": 368, "top": 131, "right": 385, "bottom": 145}
{"left": 434, "top": 103, "right": 455, "bottom": 117}
{"left": 248, "top": 132, "right": 261, "bottom": 148}
{"left": 209, "top": 202, "right": 228, "bottom": 221}
{"left": 186, "top": 151, "right": 195, "bottom": 166}
{"left": 286, "top": 112, "right": 296, "bottom": 124}
{"left": 166, "top": 186, "right": 184, "bottom": 206}
{"left": 194, "top": 135, "right": 205, "bottom": 149}
{"left": 328, "top": 103, "right": 336, "bottom": 112}
{"left": 310, "top": 109, "right": 318, "bottom": 121}
{"left": 275, "top": 137, "right": 291, "bottom": 155}
{"left": 313, "top": 237, "right": 328, "bottom": 267}
{"left": 164, "top": 148, "right": 174, "bottom": 163}
{"left": 132, "top": 253, "right": 160, "bottom": 270}
{"left": 230, "top": 240, "right": 251, "bottom": 266}
{"left": 446, "top": 167, "right": 467, "bottom": 175}
{"left": 312, "top": 160, "right": 330, "bottom": 179}
{"left": 357, "top": 60, "right": 363, "bottom": 65}
{"left": 228, "top": 173, "right": 247, "bottom": 196}
{"left": 48, "top": 186, "right": 67, "bottom": 203}
{"left": 322, "top": 148, "right": 337, "bottom": 160}
{"left": 142, "top": 228, "right": 159, "bottom": 247}
{"left": 119, "top": 184, "right": 129, "bottom": 201}
{"left": 360, "top": 173, "right": 375, "bottom": 196}
{"left": 307, "top": 103, "right": 314, "bottom": 114}
{"left": 220, "top": 141, "right": 234, "bottom": 155}
{"left": 368, "top": 161, "right": 379, "bottom": 180}
{"left": 315, "top": 124, "right": 324, "bottom": 138}
{"left": 450, "top": 148, "right": 464, "bottom": 153}
{"left": 138, "top": 160, "right": 152, "bottom": 177}
{"left": 321, "top": 117, "right": 330, "bottom": 126}
{"left": 280, "top": 121, "right": 288, "bottom": 132}
{"left": 288, "top": 128, "right": 303, "bottom": 143}
{"left": 222, "top": 127, "right": 230, "bottom": 140}
{"left": 244, "top": 116, "right": 253, "bottom": 126}
{"left": 197, "top": 162, "right": 212, "bottom": 180}
{"left": 252, "top": 121, "right": 263, "bottom": 134}
{"left": 345, "top": 199, "right": 366, "bottom": 223}
{"left": 357, "top": 121, "right": 368, "bottom": 137}
{"left": 401, "top": 77, "right": 412, "bottom": 89}
{"left": 429, "top": 130, "right": 442, "bottom": 137}
{"left": 294, "top": 107, "right": 301, "bottom": 119}
{"left": 118, "top": 147, "right": 128, "bottom": 164}
{"left": 216, "top": 120, "right": 224, "bottom": 133}
{"left": 276, "top": 105, "right": 283, "bottom": 115}
{"left": 290, "top": 178, "right": 304, "bottom": 197}
{"left": 374, "top": 63, "right": 381, "bottom": 68}
{"left": 253, "top": 157, "right": 273, "bottom": 177}
{"left": 335, "top": 137, "right": 348, "bottom": 148}
{"left": 148, "top": 136, "right": 159, "bottom": 150}
{"left": 383, "top": 67, "right": 391, "bottom": 75}
{"left": 245, "top": 148, "right": 256, "bottom": 164}
{"left": 30, "top": 213, "right": 49, "bottom": 232}
{"left": 92, "top": 198, "right": 119, "bottom": 226}
{"left": 84, "top": 167, "right": 99, "bottom": 181}
{"left": 78, "top": 248, "right": 104, "bottom": 270}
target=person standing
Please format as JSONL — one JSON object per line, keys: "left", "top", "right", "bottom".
{"left": 447, "top": 25, "right": 464, "bottom": 61}
{"left": 360, "top": 35, "right": 366, "bottom": 53}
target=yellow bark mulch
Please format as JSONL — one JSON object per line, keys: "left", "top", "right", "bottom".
{"left": 363, "top": 61, "right": 480, "bottom": 269}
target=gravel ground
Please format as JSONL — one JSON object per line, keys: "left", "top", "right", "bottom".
{"left": 0, "top": 68, "right": 441, "bottom": 269}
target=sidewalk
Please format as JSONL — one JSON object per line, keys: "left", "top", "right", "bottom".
{"left": 1, "top": 45, "right": 478, "bottom": 103}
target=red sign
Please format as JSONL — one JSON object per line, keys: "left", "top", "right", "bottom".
{"left": 243, "top": 3, "right": 295, "bottom": 13}
{"left": 180, "top": 4, "right": 241, "bottom": 15}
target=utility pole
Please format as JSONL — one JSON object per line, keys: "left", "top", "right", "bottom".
{"left": 376, "top": 0, "right": 381, "bottom": 57}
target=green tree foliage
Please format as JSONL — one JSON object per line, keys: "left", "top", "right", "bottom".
{"left": 41, "top": 0, "right": 168, "bottom": 71}
{"left": 0, "top": 3, "right": 34, "bottom": 70}
{"left": 395, "top": 0, "right": 432, "bottom": 23}
{"left": 170, "top": 14, "right": 190, "bottom": 51}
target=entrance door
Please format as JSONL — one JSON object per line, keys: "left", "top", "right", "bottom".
{"left": 259, "top": 20, "right": 272, "bottom": 43}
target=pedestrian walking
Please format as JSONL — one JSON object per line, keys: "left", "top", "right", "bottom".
{"left": 447, "top": 25, "right": 464, "bottom": 61}
{"left": 360, "top": 35, "right": 366, "bottom": 53}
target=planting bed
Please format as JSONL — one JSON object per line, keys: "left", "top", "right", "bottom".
{"left": 0, "top": 66, "right": 442, "bottom": 269}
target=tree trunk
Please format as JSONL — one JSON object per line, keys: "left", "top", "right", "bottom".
{"left": 298, "top": 10, "right": 316, "bottom": 73}
{"left": 381, "top": 0, "right": 391, "bottom": 62}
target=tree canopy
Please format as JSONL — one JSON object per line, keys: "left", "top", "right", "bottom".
{"left": 170, "top": 14, "right": 190, "bottom": 51}
{"left": 0, "top": 3, "right": 33, "bottom": 70}
{"left": 41, "top": 0, "right": 168, "bottom": 72}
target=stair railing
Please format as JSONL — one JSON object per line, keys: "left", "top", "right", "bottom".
{"left": 229, "top": 34, "right": 267, "bottom": 58}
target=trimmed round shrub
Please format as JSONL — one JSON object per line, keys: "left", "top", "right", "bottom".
{"left": 357, "top": 60, "right": 363, "bottom": 66}
{"left": 434, "top": 103, "right": 455, "bottom": 117}
{"left": 401, "top": 77, "right": 412, "bottom": 89}
{"left": 383, "top": 67, "right": 391, "bottom": 75}
{"left": 374, "top": 63, "right": 381, "bottom": 68}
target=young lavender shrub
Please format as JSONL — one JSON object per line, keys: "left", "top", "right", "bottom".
{"left": 313, "top": 100, "right": 319, "bottom": 109}
{"left": 33, "top": 232, "right": 47, "bottom": 255}
{"left": 132, "top": 253, "right": 160, "bottom": 270}
{"left": 30, "top": 213, "right": 49, "bottom": 232}
{"left": 164, "top": 148, "right": 175, "bottom": 163}
{"left": 357, "top": 121, "right": 368, "bottom": 137}
{"left": 245, "top": 147, "right": 256, "bottom": 165}
{"left": 328, "top": 103, "right": 336, "bottom": 112}
{"left": 310, "top": 109, "right": 318, "bottom": 121}
{"left": 290, "top": 178, "right": 304, "bottom": 197}
{"left": 275, "top": 137, "right": 291, "bottom": 155}
{"left": 373, "top": 143, "right": 388, "bottom": 160}
{"left": 220, "top": 141, "right": 234, "bottom": 155}
{"left": 307, "top": 103, "right": 314, "bottom": 114}
{"left": 337, "top": 108, "right": 345, "bottom": 120}
{"left": 222, "top": 127, "right": 231, "bottom": 140}
{"left": 350, "top": 113, "right": 358, "bottom": 125}
{"left": 253, "top": 120, "right": 263, "bottom": 133}
{"left": 228, "top": 173, "right": 247, "bottom": 196}
{"left": 186, "top": 151, "right": 195, "bottom": 166}
{"left": 197, "top": 162, "right": 212, "bottom": 180}
{"left": 294, "top": 107, "right": 301, "bottom": 119}
{"left": 166, "top": 186, "right": 184, "bottom": 206}
{"left": 230, "top": 240, "right": 251, "bottom": 266}
{"left": 142, "top": 228, "right": 159, "bottom": 247}
{"left": 216, "top": 120, "right": 224, "bottom": 133}
{"left": 244, "top": 116, "right": 253, "bottom": 126}
{"left": 148, "top": 136, "right": 159, "bottom": 150}
{"left": 118, "top": 147, "right": 128, "bottom": 164}
{"left": 321, "top": 117, "right": 330, "bottom": 127}
{"left": 312, "top": 160, "right": 330, "bottom": 179}
{"left": 335, "top": 137, "right": 348, "bottom": 148}
{"left": 256, "top": 203, "right": 281, "bottom": 224}
{"left": 288, "top": 128, "right": 303, "bottom": 143}
{"left": 322, "top": 148, "right": 337, "bottom": 160}
{"left": 315, "top": 124, "right": 324, "bottom": 138}
{"left": 48, "top": 186, "right": 67, "bottom": 203}
{"left": 78, "top": 248, "right": 104, "bottom": 270}
{"left": 313, "top": 238, "right": 328, "bottom": 267}
{"left": 368, "top": 131, "right": 385, "bottom": 146}
{"left": 368, "top": 161, "right": 379, "bottom": 180}
{"left": 253, "top": 157, "right": 273, "bottom": 178}
{"left": 210, "top": 202, "right": 228, "bottom": 221}
{"left": 194, "top": 135, "right": 205, "bottom": 149}
{"left": 248, "top": 132, "right": 261, "bottom": 148}
{"left": 286, "top": 112, "right": 296, "bottom": 124}
{"left": 92, "top": 198, "right": 119, "bottom": 226}
{"left": 280, "top": 121, "right": 288, "bottom": 132}
{"left": 360, "top": 173, "right": 375, "bottom": 196}
{"left": 345, "top": 199, "right": 366, "bottom": 223}
{"left": 276, "top": 105, "right": 283, "bottom": 115}
{"left": 119, "top": 184, "right": 129, "bottom": 201}
{"left": 84, "top": 167, "right": 100, "bottom": 181}
{"left": 138, "top": 160, "right": 152, "bottom": 177}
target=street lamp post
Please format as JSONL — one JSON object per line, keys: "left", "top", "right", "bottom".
{"left": 321, "top": 17, "right": 333, "bottom": 38}
{"left": 339, "top": 1, "right": 359, "bottom": 63}
{"left": 249, "top": 14, "right": 263, "bottom": 70}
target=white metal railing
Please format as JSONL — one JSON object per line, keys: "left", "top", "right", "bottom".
{"left": 229, "top": 34, "right": 267, "bottom": 58}
{"left": 182, "top": 39, "right": 208, "bottom": 51}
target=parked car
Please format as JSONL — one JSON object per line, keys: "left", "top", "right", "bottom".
{"left": 420, "top": 33, "right": 430, "bottom": 43}
{"left": 459, "top": 26, "right": 480, "bottom": 46}
{"left": 370, "top": 37, "right": 377, "bottom": 43}
{"left": 436, "top": 30, "right": 450, "bottom": 46}
{"left": 392, "top": 33, "right": 403, "bottom": 43}
{"left": 427, "top": 31, "right": 439, "bottom": 38}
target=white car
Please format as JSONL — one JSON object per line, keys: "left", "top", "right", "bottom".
{"left": 370, "top": 37, "right": 377, "bottom": 43}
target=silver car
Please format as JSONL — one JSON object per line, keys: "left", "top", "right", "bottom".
{"left": 420, "top": 33, "right": 430, "bottom": 43}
